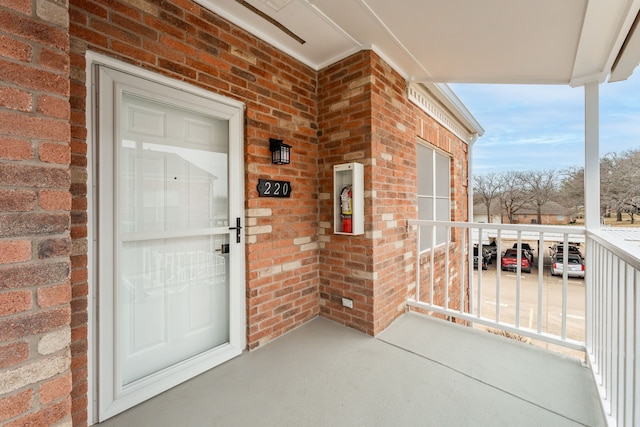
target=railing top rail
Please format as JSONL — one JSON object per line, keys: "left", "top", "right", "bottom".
{"left": 588, "top": 228, "right": 640, "bottom": 270}
{"left": 407, "top": 220, "right": 586, "bottom": 236}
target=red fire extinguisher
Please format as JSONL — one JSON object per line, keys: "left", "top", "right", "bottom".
{"left": 340, "top": 185, "right": 353, "bottom": 233}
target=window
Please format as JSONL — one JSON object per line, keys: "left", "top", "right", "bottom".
{"left": 417, "top": 143, "right": 450, "bottom": 250}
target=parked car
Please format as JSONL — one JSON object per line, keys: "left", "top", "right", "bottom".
{"left": 550, "top": 254, "right": 585, "bottom": 279}
{"left": 512, "top": 242, "right": 534, "bottom": 264}
{"left": 483, "top": 240, "right": 498, "bottom": 259}
{"left": 501, "top": 248, "right": 532, "bottom": 273}
{"left": 549, "top": 243, "right": 583, "bottom": 258}
{"left": 473, "top": 246, "right": 490, "bottom": 270}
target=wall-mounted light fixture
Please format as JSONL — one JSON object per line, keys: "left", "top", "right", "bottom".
{"left": 269, "top": 138, "right": 291, "bottom": 165}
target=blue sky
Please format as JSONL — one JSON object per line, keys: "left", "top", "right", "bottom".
{"left": 450, "top": 72, "right": 640, "bottom": 174}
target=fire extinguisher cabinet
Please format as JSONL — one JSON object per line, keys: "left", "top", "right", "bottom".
{"left": 334, "top": 162, "right": 364, "bottom": 235}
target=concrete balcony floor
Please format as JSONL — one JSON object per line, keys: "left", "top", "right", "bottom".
{"left": 98, "top": 313, "right": 605, "bottom": 426}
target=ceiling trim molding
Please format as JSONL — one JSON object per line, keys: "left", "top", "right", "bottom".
{"left": 610, "top": 5, "right": 640, "bottom": 82}
{"left": 602, "top": 0, "right": 640, "bottom": 82}
{"left": 570, "top": 71, "right": 609, "bottom": 87}
{"left": 407, "top": 83, "right": 482, "bottom": 144}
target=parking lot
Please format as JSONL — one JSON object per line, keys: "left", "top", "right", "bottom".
{"left": 472, "top": 242, "right": 586, "bottom": 359}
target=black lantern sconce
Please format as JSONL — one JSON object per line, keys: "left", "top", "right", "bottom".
{"left": 269, "top": 138, "right": 291, "bottom": 165}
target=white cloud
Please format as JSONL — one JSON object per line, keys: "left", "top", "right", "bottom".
{"left": 451, "top": 72, "right": 640, "bottom": 174}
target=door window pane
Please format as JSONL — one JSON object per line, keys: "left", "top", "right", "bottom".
{"left": 121, "top": 235, "right": 230, "bottom": 385}
{"left": 120, "top": 93, "right": 229, "bottom": 234}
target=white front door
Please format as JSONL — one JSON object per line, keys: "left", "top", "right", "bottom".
{"left": 95, "top": 65, "right": 245, "bottom": 421}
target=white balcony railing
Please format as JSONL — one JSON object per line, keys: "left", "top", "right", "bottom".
{"left": 407, "top": 220, "right": 587, "bottom": 350}
{"left": 586, "top": 229, "right": 640, "bottom": 427}
{"left": 407, "top": 220, "right": 640, "bottom": 427}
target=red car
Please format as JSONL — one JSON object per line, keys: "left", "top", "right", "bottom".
{"left": 501, "top": 249, "right": 532, "bottom": 273}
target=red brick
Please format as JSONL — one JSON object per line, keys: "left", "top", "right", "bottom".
{"left": 0, "top": 163, "right": 69, "bottom": 188}
{"left": 39, "top": 373, "right": 72, "bottom": 404}
{"left": 0, "top": 341, "right": 29, "bottom": 369}
{"left": 0, "top": 241, "right": 32, "bottom": 265}
{"left": 0, "top": 212, "right": 69, "bottom": 238}
{"left": 111, "top": 12, "right": 158, "bottom": 40}
{"left": 0, "top": 390, "right": 33, "bottom": 423}
{"left": 70, "top": 324, "right": 87, "bottom": 342}
{"left": 0, "top": 86, "right": 32, "bottom": 112}
{"left": 70, "top": 224, "right": 86, "bottom": 239}
{"left": 70, "top": 23, "right": 108, "bottom": 48}
{"left": 5, "top": 397, "right": 71, "bottom": 427}
{"left": 38, "top": 47, "right": 70, "bottom": 73}
{"left": 0, "top": 189, "right": 37, "bottom": 212}
{"left": 0, "top": 306, "right": 71, "bottom": 341}
{"left": 37, "top": 282, "right": 72, "bottom": 308}
{"left": 38, "top": 190, "right": 72, "bottom": 211}
{"left": 0, "top": 137, "right": 33, "bottom": 160}
{"left": 110, "top": 39, "right": 156, "bottom": 63}
{"left": 71, "top": 404, "right": 87, "bottom": 427}
{"left": 70, "top": 267, "right": 87, "bottom": 283}
{"left": 0, "top": 8, "right": 68, "bottom": 48}
{"left": 39, "top": 142, "right": 71, "bottom": 164}
{"left": 0, "top": 111, "right": 69, "bottom": 141}
{"left": 0, "top": 262, "right": 70, "bottom": 290}
{"left": 0, "top": 289, "right": 32, "bottom": 315}
{"left": 0, "top": 0, "right": 31, "bottom": 15}
{"left": 37, "top": 95, "right": 70, "bottom": 119}
{"left": 0, "top": 58, "right": 69, "bottom": 96}
{"left": 70, "top": 197, "right": 86, "bottom": 213}
{"left": 0, "top": 35, "right": 33, "bottom": 62}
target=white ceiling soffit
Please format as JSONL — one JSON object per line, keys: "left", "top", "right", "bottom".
{"left": 199, "top": 0, "right": 640, "bottom": 85}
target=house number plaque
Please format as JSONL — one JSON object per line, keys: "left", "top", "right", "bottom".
{"left": 257, "top": 179, "right": 292, "bottom": 198}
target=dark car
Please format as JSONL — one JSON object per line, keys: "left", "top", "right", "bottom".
{"left": 549, "top": 244, "right": 583, "bottom": 258}
{"left": 473, "top": 246, "right": 490, "bottom": 270}
{"left": 501, "top": 248, "right": 532, "bottom": 273}
{"left": 483, "top": 240, "right": 498, "bottom": 259}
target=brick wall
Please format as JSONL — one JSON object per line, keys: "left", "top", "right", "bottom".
{"left": 368, "top": 54, "right": 420, "bottom": 333}
{"left": 0, "top": 0, "right": 73, "bottom": 426}
{"left": 317, "top": 52, "right": 375, "bottom": 333}
{"left": 68, "top": 1, "right": 320, "bottom": 420}
{"left": 318, "top": 51, "right": 469, "bottom": 334}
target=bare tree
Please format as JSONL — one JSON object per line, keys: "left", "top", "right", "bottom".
{"left": 520, "top": 169, "right": 558, "bottom": 224}
{"left": 473, "top": 173, "right": 501, "bottom": 223}
{"left": 557, "top": 166, "right": 584, "bottom": 220}
{"left": 499, "top": 171, "right": 531, "bottom": 223}
{"left": 601, "top": 150, "right": 640, "bottom": 224}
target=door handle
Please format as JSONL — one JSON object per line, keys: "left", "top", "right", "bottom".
{"left": 229, "top": 217, "right": 242, "bottom": 243}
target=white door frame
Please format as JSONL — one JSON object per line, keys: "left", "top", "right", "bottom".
{"left": 85, "top": 52, "right": 246, "bottom": 424}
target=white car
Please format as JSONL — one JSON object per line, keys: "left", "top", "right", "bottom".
{"left": 550, "top": 254, "right": 585, "bottom": 279}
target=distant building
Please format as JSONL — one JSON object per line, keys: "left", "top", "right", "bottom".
{"left": 474, "top": 201, "right": 572, "bottom": 225}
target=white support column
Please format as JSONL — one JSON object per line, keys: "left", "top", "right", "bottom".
{"left": 467, "top": 135, "right": 477, "bottom": 317}
{"left": 467, "top": 136, "right": 476, "bottom": 223}
{"left": 583, "top": 82, "right": 599, "bottom": 361}
{"left": 584, "top": 82, "right": 600, "bottom": 230}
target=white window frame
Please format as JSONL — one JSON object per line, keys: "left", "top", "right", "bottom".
{"left": 417, "top": 142, "right": 451, "bottom": 251}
